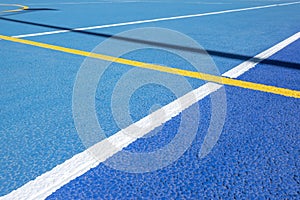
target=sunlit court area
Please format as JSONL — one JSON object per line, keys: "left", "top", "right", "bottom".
{"left": 0, "top": 0, "right": 300, "bottom": 199}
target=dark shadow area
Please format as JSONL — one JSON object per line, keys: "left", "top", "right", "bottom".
{"left": 26, "top": 8, "right": 59, "bottom": 11}
{"left": 0, "top": 16, "right": 299, "bottom": 70}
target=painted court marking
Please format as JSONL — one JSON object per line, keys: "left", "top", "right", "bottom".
{"left": 12, "top": 1, "right": 300, "bottom": 38}
{"left": 0, "top": 34, "right": 299, "bottom": 98}
{"left": 1, "top": 32, "right": 299, "bottom": 200}
{"left": 0, "top": 4, "right": 28, "bottom": 13}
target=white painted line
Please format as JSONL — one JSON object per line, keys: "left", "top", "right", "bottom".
{"left": 222, "top": 32, "right": 300, "bottom": 78}
{"left": 12, "top": 1, "right": 300, "bottom": 38}
{"left": 2, "top": 32, "right": 299, "bottom": 200}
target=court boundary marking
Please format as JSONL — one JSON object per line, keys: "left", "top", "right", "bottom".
{"left": 1, "top": 32, "right": 299, "bottom": 200}
{"left": 11, "top": 1, "right": 300, "bottom": 38}
{"left": 0, "top": 4, "right": 28, "bottom": 13}
{"left": 0, "top": 34, "right": 299, "bottom": 98}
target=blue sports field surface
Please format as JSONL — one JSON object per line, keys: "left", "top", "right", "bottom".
{"left": 0, "top": 0, "right": 299, "bottom": 199}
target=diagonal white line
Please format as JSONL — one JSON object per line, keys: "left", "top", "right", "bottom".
{"left": 2, "top": 32, "right": 299, "bottom": 200}
{"left": 12, "top": 1, "right": 300, "bottom": 38}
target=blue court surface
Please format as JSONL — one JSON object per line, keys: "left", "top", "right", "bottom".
{"left": 0, "top": 0, "right": 300, "bottom": 199}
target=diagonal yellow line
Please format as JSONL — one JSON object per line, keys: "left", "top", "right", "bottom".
{"left": 0, "top": 34, "right": 299, "bottom": 98}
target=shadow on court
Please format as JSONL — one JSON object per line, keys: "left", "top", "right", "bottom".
{"left": 0, "top": 16, "right": 299, "bottom": 70}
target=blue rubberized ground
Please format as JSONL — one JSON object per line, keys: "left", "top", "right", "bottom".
{"left": 47, "top": 39, "right": 300, "bottom": 199}
{"left": 0, "top": 0, "right": 299, "bottom": 198}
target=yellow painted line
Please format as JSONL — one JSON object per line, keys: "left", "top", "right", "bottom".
{"left": 0, "top": 4, "right": 28, "bottom": 13}
{"left": 0, "top": 34, "right": 299, "bottom": 99}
